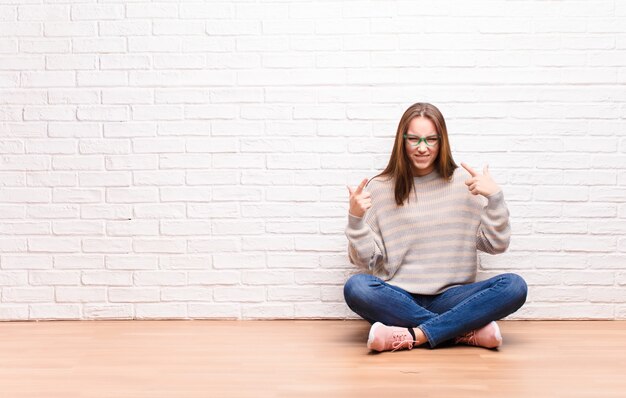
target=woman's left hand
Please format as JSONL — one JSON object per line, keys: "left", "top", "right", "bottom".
{"left": 461, "top": 162, "right": 501, "bottom": 197}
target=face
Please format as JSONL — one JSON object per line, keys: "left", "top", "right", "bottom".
{"left": 404, "top": 117, "right": 440, "bottom": 177}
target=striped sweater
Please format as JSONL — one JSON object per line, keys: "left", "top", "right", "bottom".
{"left": 345, "top": 167, "right": 511, "bottom": 295}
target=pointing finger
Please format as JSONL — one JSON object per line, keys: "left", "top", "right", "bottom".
{"left": 461, "top": 162, "right": 477, "bottom": 177}
{"left": 354, "top": 178, "right": 368, "bottom": 194}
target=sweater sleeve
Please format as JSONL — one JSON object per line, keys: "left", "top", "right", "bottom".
{"left": 476, "top": 190, "right": 511, "bottom": 254}
{"left": 345, "top": 210, "right": 387, "bottom": 274}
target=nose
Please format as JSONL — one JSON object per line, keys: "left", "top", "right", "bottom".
{"left": 417, "top": 142, "right": 428, "bottom": 152}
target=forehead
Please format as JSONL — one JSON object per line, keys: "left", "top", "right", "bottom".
{"left": 407, "top": 117, "right": 436, "bottom": 135}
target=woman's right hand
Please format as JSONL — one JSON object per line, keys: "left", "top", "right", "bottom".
{"left": 347, "top": 178, "right": 371, "bottom": 218}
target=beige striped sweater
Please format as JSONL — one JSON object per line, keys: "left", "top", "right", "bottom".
{"left": 345, "top": 167, "right": 511, "bottom": 295}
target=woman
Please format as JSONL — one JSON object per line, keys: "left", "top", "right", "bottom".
{"left": 343, "top": 102, "right": 527, "bottom": 353}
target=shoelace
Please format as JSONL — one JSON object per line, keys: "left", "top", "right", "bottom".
{"left": 456, "top": 330, "right": 477, "bottom": 346}
{"left": 390, "top": 332, "right": 417, "bottom": 352}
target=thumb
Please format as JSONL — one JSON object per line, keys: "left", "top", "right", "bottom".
{"left": 347, "top": 185, "right": 354, "bottom": 195}
{"left": 483, "top": 164, "right": 490, "bottom": 175}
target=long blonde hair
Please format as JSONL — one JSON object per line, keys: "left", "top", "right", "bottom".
{"left": 376, "top": 103, "right": 457, "bottom": 206}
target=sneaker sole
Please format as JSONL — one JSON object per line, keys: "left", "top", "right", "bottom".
{"left": 491, "top": 321, "right": 503, "bottom": 347}
{"left": 367, "top": 322, "right": 384, "bottom": 350}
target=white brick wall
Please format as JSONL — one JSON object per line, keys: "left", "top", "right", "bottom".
{"left": 0, "top": 0, "right": 625, "bottom": 321}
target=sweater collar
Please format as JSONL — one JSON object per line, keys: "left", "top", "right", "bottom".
{"left": 413, "top": 169, "right": 441, "bottom": 184}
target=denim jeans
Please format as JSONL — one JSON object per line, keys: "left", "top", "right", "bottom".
{"left": 343, "top": 272, "right": 528, "bottom": 348}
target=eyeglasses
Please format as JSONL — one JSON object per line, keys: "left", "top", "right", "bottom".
{"left": 403, "top": 134, "right": 440, "bottom": 147}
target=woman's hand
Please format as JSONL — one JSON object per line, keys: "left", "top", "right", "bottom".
{"left": 461, "top": 163, "right": 501, "bottom": 197}
{"left": 347, "top": 178, "right": 371, "bottom": 218}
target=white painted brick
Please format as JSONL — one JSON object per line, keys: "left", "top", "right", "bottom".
{"left": 105, "top": 155, "right": 158, "bottom": 170}
{"left": 106, "top": 220, "right": 158, "bottom": 236}
{"left": 0, "top": 22, "right": 41, "bottom": 37}
{"left": 153, "top": 55, "right": 205, "bottom": 70}
{"left": 242, "top": 236, "right": 294, "bottom": 251}
{"left": 56, "top": 287, "right": 106, "bottom": 303}
{"left": 2, "top": 255, "right": 52, "bottom": 270}
{"left": 48, "top": 90, "right": 100, "bottom": 105}
{"left": 71, "top": 5, "right": 123, "bottom": 20}
{"left": 54, "top": 255, "right": 103, "bottom": 270}
{"left": 241, "top": 270, "right": 293, "bottom": 285}
{"left": 158, "top": 121, "right": 212, "bottom": 136}
{"left": 109, "top": 288, "right": 159, "bottom": 303}
{"left": 207, "top": 20, "right": 261, "bottom": 35}
{"left": 530, "top": 287, "right": 588, "bottom": 302}
{"left": 161, "top": 287, "right": 212, "bottom": 302}
{"left": 0, "top": 239, "right": 27, "bottom": 253}
{"left": 155, "top": 88, "right": 210, "bottom": 104}
{"left": 186, "top": 170, "right": 238, "bottom": 186}
{"left": 268, "top": 286, "right": 319, "bottom": 301}
{"left": 20, "top": 39, "right": 71, "bottom": 54}
{"left": 266, "top": 221, "right": 318, "bottom": 234}
{"left": 72, "top": 38, "right": 126, "bottom": 53}
{"left": 133, "top": 171, "right": 185, "bottom": 186}
{"left": 133, "top": 239, "right": 186, "bottom": 254}
{"left": 241, "top": 304, "right": 293, "bottom": 319}
{"left": 29, "top": 304, "right": 81, "bottom": 320}
{"left": 153, "top": 21, "right": 205, "bottom": 36}
{"left": 132, "top": 105, "right": 183, "bottom": 121}
{"left": 512, "top": 303, "right": 614, "bottom": 320}
{"left": 588, "top": 287, "right": 626, "bottom": 303}
{"left": 81, "top": 271, "right": 132, "bottom": 286}
{"left": 26, "top": 204, "right": 78, "bottom": 219}
{"left": 213, "top": 287, "right": 265, "bottom": 303}
{"left": 129, "top": 37, "right": 181, "bottom": 53}
{"left": 134, "top": 271, "right": 186, "bottom": 286}
{"left": 83, "top": 304, "right": 133, "bottom": 319}
{"left": 533, "top": 186, "right": 588, "bottom": 202}
{"left": 29, "top": 271, "right": 80, "bottom": 286}
{"left": 188, "top": 270, "right": 239, "bottom": 285}
{"left": 135, "top": 303, "right": 187, "bottom": 319}
{"left": 100, "top": 55, "right": 151, "bottom": 70}
{"left": 179, "top": 3, "right": 234, "bottom": 19}
{"left": 294, "top": 302, "right": 351, "bottom": 318}
{"left": 102, "top": 89, "right": 153, "bottom": 105}
{"left": 188, "top": 303, "right": 239, "bottom": 319}
{"left": 0, "top": 57, "right": 44, "bottom": 70}
{"left": 105, "top": 255, "right": 156, "bottom": 270}
{"left": 562, "top": 271, "right": 615, "bottom": 286}
{"left": 160, "top": 186, "right": 211, "bottom": 202}
{"left": 187, "top": 203, "right": 239, "bottom": 218}
{"left": 134, "top": 204, "right": 185, "bottom": 219}
{"left": 2, "top": 287, "right": 53, "bottom": 302}
{"left": 82, "top": 238, "right": 131, "bottom": 254}
{"left": 0, "top": 306, "right": 28, "bottom": 320}
{"left": 0, "top": 271, "right": 27, "bottom": 286}
{"left": 44, "top": 22, "right": 95, "bottom": 37}
{"left": 160, "top": 220, "right": 211, "bottom": 236}
{"left": 213, "top": 253, "right": 265, "bottom": 269}
{"left": 160, "top": 256, "right": 211, "bottom": 270}
{"left": 52, "top": 156, "right": 103, "bottom": 171}
{"left": 18, "top": 5, "right": 69, "bottom": 21}
{"left": 188, "top": 238, "right": 240, "bottom": 253}
{"left": 52, "top": 221, "right": 103, "bottom": 236}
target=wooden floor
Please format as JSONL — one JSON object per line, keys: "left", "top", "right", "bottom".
{"left": 0, "top": 320, "right": 624, "bottom": 398}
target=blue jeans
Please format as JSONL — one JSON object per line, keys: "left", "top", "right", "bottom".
{"left": 343, "top": 272, "right": 528, "bottom": 348}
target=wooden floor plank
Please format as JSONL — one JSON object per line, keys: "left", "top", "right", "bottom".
{"left": 0, "top": 320, "right": 624, "bottom": 397}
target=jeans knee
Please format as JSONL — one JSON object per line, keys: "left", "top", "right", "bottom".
{"left": 343, "top": 273, "right": 374, "bottom": 307}
{"left": 501, "top": 273, "right": 528, "bottom": 307}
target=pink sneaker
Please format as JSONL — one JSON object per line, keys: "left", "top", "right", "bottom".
{"left": 454, "top": 321, "right": 502, "bottom": 348}
{"left": 367, "top": 322, "right": 418, "bottom": 352}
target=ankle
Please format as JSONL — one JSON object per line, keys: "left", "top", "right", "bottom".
{"left": 412, "top": 327, "right": 428, "bottom": 346}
